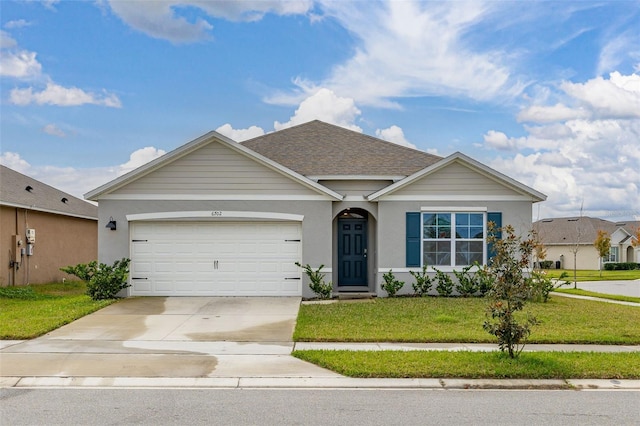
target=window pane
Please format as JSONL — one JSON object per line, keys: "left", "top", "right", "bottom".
{"left": 457, "top": 213, "right": 469, "bottom": 226}
{"left": 423, "top": 213, "right": 451, "bottom": 239}
{"left": 424, "top": 241, "right": 450, "bottom": 266}
{"left": 470, "top": 227, "right": 483, "bottom": 239}
{"left": 455, "top": 240, "right": 483, "bottom": 266}
{"left": 456, "top": 227, "right": 469, "bottom": 239}
{"left": 469, "top": 213, "right": 483, "bottom": 226}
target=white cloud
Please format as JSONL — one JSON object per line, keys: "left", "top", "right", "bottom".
{"left": 107, "top": 0, "right": 313, "bottom": 43}
{"left": 0, "top": 49, "right": 42, "bottom": 78}
{"left": 42, "top": 123, "right": 66, "bottom": 137}
{"left": 482, "top": 130, "right": 520, "bottom": 151}
{"left": 519, "top": 72, "right": 640, "bottom": 123}
{"left": 10, "top": 83, "right": 122, "bottom": 108}
{"left": 597, "top": 31, "right": 638, "bottom": 76}
{"left": 375, "top": 125, "right": 416, "bottom": 149}
{"left": 274, "top": 88, "right": 362, "bottom": 132}
{"left": 0, "top": 30, "right": 17, "bottom": 48}
{"left": 483, "top": 72, "right": 640, "bottom": 220}
{"left": 4, "top": 20, "right": 32, "bottom": 29}
{"left": 118, "top": 147, "right": 167, "bottom": 176}
{"left": 1, "top": 147, "right": 168, "bottom": 200}
{"left": 268, "top": 1, "right": 519, "bottom": 108}
{"left": 215, "top": 123, "right": 265, "bottom": 142}
{"left": 0, "top": 152, "right": 31, "bottom": 174}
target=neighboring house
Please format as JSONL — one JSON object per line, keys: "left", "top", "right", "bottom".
{"left": 1, "top": 165, "right": 98, "bottom": 286}
{"left": 86, "top": 120, "right": 546, "bottom": 298}
{"left": 533, "top": 217, "right": 639, "bottom": 270}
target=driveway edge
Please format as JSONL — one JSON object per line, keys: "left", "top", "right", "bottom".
{"left": 3, "top": 376, "right": 639, "bottom": 390}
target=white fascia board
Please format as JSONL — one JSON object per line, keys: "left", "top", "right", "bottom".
{"left": 85, "top": 131, "right": 343, "bottom": 202}
{"left": 377, "top": 195, "right": 534, "bottom": 202}
{"left": 127, "top": 210, "right": 304, "bottom": 222}
{"left": 0, "top": 201, "right": 98, "bottom": 221}
{"left": 421, "top": 206, "right": 487, "bottom": 212}
{"left": 367, "top": 152, "right": 547, "bottom": 202}
{"left": 308, "top": 175, "right": 405, "bottom": 182}
{"left": 96, "top": 194, "right": 336, "bottom": 201}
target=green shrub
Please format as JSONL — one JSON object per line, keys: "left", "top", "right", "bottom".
{"left": 604, "top": 262, "right": 640, "bottom": 271}
{"left": 381, "top": 270, "right": 404, "bottom": 297}
{"left": 453, "top": 265, "right": 478, "bottom": 297}
{"left": 530, "top": 271, "right": 570, "bottom": 302}
{"left": 539, "top": 260, "right": 554, "bottom": 269}
{"left": 410, "top": 265, "right": 432, "bottom": 296}
{"left": 295, "top": 262, "right": 333, "bottom": 299}
{"left": 433, "top": 268, "right": 454, "bottom": 297}
{"left": 474, "top": 264, "right": 495, "bottom": 297}
{"left": 61, "top": 258, "right": 130, "bottom": 300}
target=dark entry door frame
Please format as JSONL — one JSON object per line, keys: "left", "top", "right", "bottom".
{"left": 337, "top": 215, "right": 368, "bottom": 287}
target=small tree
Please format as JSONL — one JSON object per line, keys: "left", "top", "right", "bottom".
{"left": 483, "top": 224, "right": 538, "bottom": 358}
{"left": 593, "top": 230, "right": 611, "bottom": 277}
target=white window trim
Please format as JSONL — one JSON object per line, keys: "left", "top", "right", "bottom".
{"left": 421, "top": 211, "right": 487, "bottom": 267}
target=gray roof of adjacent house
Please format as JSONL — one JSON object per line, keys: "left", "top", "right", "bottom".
{"left": 0, "top": 165, "right": 98, "bottom": 220}
{"left": 533, "top": 216, "right": 632, "bottom": 245}
{"left": 241, "top": 120, "right": 442, "bottom": 177}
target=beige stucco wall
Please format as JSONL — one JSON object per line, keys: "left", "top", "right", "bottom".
{"left": 1, "top": 206, "right": 97, "bottom": 286}
{"left": 543, "top": 245, "right": 600, "bottom": 270}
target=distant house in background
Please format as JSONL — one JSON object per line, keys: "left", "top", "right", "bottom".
{"left": 534, "top": 216, "right": 639, "bottom": 270}
{"left": 0, "top": 165, "right": 98, "bottom": 286}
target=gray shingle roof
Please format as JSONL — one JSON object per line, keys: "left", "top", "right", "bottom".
{"left": 1, "top": 165, "right": 98, "bottom": 220}
{"left": 533, "top": 216, "right": 623, "bottom": 245}
{"left": 241, "top": 120, "right": 442, "bottom": 177}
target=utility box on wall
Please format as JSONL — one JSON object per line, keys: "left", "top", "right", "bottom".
{"left": 26, "top": 228, "right": 36, "bottom": 243}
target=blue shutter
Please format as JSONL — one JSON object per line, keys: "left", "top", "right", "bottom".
{"left": 406, "top": 212, "right": 421, "bottom": 267}
{"left": 487, "top": 212, "right": 502, "bottom": 263}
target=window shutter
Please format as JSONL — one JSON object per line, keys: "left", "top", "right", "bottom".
{"left": 406, "top": 212, "right": 421, "bottom": 267}
{"left": 487, "top": 212, "right": 502, "bottom": 262}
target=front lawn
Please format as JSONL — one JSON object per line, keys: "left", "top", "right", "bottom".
{"left": 554, "top": 288, "right": 640, "bottom": 304}
{"left": 0, "top": 281, "right": 115, "bottom": 339}
{"left": 545, "top": 269, "right": 640, "bottom": 281}
{"left": 293, "top": 350, "right": 640, "bottom": 379}
{"left": 294, "top": 297, "right": 640, "bottom": 344}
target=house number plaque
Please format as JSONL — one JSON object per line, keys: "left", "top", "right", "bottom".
{"left": 211, "top": 211, "right": 223, "bottom": 217}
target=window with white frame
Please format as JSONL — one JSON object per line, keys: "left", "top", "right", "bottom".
{"left": 422, "top": 212, "right": 485, "bottom": 266}
{"left": 604, "top": 247, "right": 618, "bottom": 263}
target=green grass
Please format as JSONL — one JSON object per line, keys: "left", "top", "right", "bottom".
{"left": 554, "top": 288, "right": 640, "bottom": 304}
{"left": 294, "top": 297, "right": 640, "bottom": 344}
{"left": 544, "top": 269, "right": 640, "bottom": 281}
{"left": 293, "top": 350, "right": 640, "bottom": 379}
{"left": 0, "top": 281, "right": 115, "bottom": 339}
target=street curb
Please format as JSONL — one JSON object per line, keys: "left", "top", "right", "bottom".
{"left": 2, "top": 376, "right": 638, "bottom": 390}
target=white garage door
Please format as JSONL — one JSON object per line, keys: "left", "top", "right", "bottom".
{"left": 129, "top": 221, "right": 302, "bottom": 296}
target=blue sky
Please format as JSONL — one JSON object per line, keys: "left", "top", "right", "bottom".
{"left": 1, "top": 0, "right": 639, "bottom": 221}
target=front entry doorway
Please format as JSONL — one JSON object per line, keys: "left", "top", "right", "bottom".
{"left": 337, "top": 209, "right": 368, "bottom": 287}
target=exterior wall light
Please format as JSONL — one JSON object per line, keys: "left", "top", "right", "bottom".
{"left": 106, "top": 217, "right": 117, "bottom": 231}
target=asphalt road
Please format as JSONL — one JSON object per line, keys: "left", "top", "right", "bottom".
{"left": 2, "top": 388, "right": 638, "bottom": 425}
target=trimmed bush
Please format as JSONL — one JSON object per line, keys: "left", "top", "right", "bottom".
{"left": 604, "top": 262, "right": 639, "bottom": 271}
{"left": 381, "top": 270, "right": 404, "bottom": 297}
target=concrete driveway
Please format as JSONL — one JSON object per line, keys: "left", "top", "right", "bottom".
{"left": 0, "top": 297, "right": 340, "bottom": 381}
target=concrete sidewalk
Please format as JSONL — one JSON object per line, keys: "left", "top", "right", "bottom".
{"left": 3, "top": 340, "right": 639, "bottom": 390}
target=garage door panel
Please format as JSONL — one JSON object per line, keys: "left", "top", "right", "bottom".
{"left": 130, "top": 221, "right": 302, "bottom": 296}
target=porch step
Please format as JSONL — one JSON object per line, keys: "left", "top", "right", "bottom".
{"left": 337, "top": 292, "right": 376, "bottom": 300}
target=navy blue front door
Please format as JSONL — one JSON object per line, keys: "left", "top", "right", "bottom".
{"left": 338, "top": 218, "right": 368, "bottom": 286}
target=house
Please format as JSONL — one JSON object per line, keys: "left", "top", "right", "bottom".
{"left": 85, "top": 120, "right": 546, "bottom": 298}
{"left": 533, "top": 216, "right": 639, "bottom": 270}
{"left": 1, "top": 165, "right": 98, "bottom": 286}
